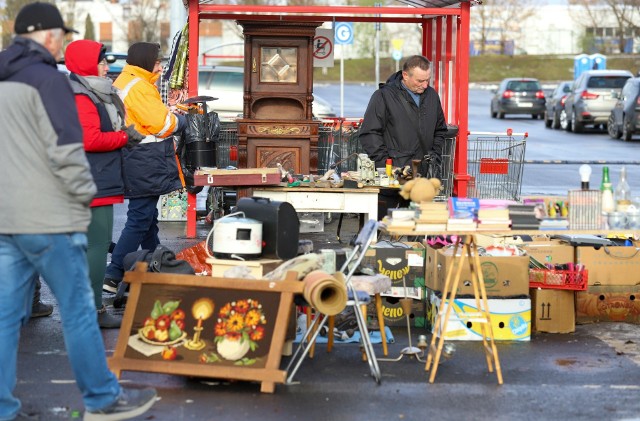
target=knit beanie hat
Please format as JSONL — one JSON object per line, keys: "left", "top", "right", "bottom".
{"left": 126, "top": 42, "right": 161, "bottom": 73}
{"left": 98, "top": 45, "right": 107, "bottom": 64}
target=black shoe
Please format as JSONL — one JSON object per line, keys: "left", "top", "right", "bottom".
{"left": 84, "top": 386, "right": 157, "bottom": 421}
{"left": 31, "top": 301, "right": 53, "bottom": 318}
{"left": 97, "top": 305, "right": 121, "bottom": 329}
{"left": 103, "top": 277, "right": 121, "bottom": 294}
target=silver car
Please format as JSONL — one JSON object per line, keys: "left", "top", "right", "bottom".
{"left": 563, "top": 69, "right": 633, "bottom": 133}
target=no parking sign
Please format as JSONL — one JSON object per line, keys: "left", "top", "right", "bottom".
{"left": 314, "top": 28, "right": 334, "bottom": 67}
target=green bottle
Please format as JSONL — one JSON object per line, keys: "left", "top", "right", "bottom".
{"left": 600, "top": 166, "right": 614, "bottom": 213}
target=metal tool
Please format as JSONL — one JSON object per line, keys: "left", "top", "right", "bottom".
{"left": 286, "top": 220, "right": 382, "bottom": 384}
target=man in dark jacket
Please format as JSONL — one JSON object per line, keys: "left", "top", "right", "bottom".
{"left": 359, "top": 55, "right": 448, "bottom": 216}
{"left": 0, "top": 2, "right": 155, "bottom": 419}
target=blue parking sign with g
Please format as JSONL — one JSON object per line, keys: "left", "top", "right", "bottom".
{"left": 335, "top": 22, "right": 354, "bottom": 45}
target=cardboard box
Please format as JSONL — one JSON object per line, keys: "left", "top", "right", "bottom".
{"left": 520, "top": 242, "right": 575, "bottom": 266}
{"left": 576, "top": 285, "right": 640, "bottom": 324}
{"left": 425, "top": 245, "right": 440, "bottom": 291}
{"left": 371, "top": 296, "right": 426, "bottom": 329}
{"left": 428, "top": 294, "right": 531, "bottom": 341}
{"left": 530, "top": 288, "right": 575, "bottom": 333}
{"left": 298, "top": 212, "right": 324, "bottom": 233}
{"left": 435, "top": 249, "right": 530, "bottom": 297}
{"left": 364, "top": 242, "right": 426, "bottom": 288}
{"left": 380, "top": 286, "right": 424, "bottom": 301}
{"left": 576, "top": 246, "right": 640, "bottom": 286}
{"left": 207, "top": 258, "right": 282, "bottom": 278}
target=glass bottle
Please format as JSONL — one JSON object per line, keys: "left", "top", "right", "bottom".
{"left": 600, "top": 166, "right": 615, "bottom": 213}
{"left": 615, "top": 166, "right": 631, "bottom": 213}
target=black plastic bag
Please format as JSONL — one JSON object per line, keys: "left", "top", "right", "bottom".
{"left": 175, "top": 110, "right": 221, "bottom": 194}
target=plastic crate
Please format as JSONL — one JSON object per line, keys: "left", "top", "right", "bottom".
{"left": 529, "top": 269, "right": 588, "bottom": 291}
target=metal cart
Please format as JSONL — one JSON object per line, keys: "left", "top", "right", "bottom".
{"left": 317, "top": 118, "right": 365, "bottom": 175}
{"left": 435, "top": 135, "right": 456, "bottom": 201}
{"left": 467, "top": 130, "right": 527, "bottom": 200}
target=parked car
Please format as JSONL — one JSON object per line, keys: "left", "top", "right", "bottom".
{"left": 544, "top": 81, "right": 572, "bottom": 129}
{"left": 607, "top": 77, "right": 640, "bottom": 142}
{"left": 198, "top": 65, "right": 336, "bottom": 120}
{"left": 104, "top": 52, "right": 127, "bottom": 81}
{"left": 563, "top": 69, "right": 633, "bottom": 133}
{"left": 490, "top": 78, "right": 546, "bottom": 119}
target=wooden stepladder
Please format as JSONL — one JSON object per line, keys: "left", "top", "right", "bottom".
{"left": 424, "top": 234, "right": 503, "bottom": 385}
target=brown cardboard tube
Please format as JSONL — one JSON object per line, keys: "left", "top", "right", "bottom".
{"left": 302, "top": 270, "right": 347, "bottom": 316}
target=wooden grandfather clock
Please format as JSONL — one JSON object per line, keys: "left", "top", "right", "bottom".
{"left": 236, "top": 21, "right": 322, "bottom": 174}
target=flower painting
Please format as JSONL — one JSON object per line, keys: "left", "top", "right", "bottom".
{"left": 212, "top": 299, "right": 267, "bottom": 362}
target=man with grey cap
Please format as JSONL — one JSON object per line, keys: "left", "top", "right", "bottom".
{"left": 0, "top": 2, "right": 156, "bottom": 420}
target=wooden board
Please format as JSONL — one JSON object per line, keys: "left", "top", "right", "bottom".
{"left": 108, "top": 263, "right": 303, "bottom": 393}
{"left": 194, "top": 168, "right": 281, "bottom": 186}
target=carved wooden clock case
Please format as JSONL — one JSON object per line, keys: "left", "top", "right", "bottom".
{"left": 236, "top": 21, "right": 322, "bottom": 174}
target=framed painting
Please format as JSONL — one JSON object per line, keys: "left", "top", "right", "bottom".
{"left": 108, "top": 263, "right": 303, "bottom": 393}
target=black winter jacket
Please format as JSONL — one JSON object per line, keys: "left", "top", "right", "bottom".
{"left": 358, "top": 70, "right": 448, "bottom": 169}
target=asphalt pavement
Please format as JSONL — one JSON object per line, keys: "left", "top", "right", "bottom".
{"left": 14, "top": 208, "right": 640, "bottom": 421}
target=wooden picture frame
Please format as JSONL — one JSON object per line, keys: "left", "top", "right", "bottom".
{"left": 108, "top": 263, "right": 303, "bottom": 393}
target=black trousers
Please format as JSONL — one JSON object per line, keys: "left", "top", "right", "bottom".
{"left": 378, "top": 188, "right": 410, "bottom": 219}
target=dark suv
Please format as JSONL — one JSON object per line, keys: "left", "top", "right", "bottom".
{"left": 607, "top": 77, "right": 640, "bottom": 142}
{"left": 490, "top": 78, "right": 546, "bottom": 119}
{"left": 563, "top": 69, "right": 633, "bottom": 133}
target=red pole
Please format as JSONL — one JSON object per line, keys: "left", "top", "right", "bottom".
{"left": 186, "top": 0, "right": 200, "bottom": 239}
{"left": 454, "top": 1, "right": 471, "bottom": 198}
{"left": 434, "top": 17, "right": 442, "bottom": 98}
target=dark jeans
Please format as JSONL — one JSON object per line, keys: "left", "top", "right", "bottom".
{"left": 105, "top": 196, "right": 160, "bottom": 281}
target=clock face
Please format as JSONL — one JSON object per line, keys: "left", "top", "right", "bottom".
{"left": 260, "top": 47, "right": 298, "bottom": 83}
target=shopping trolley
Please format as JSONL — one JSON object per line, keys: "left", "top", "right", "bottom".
{"left": 467, "top": 130, "right": 527, "bottom": 200}
{"left": 286, "top": 219, "right": 382, "bottom": 384}
{"left": 316, "top": 118, "right": 364, "bottom": 175}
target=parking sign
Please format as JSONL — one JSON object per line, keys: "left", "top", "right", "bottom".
{"left": 335, "top": 22, "right": 354, "bottom": 45}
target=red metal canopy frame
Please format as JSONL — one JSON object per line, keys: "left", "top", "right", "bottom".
{"left": 185, "top": 1, "right": 472, "bottom": 238}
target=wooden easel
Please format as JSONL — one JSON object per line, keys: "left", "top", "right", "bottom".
{"left": 424, "top": 234, "right": 503, "bottom": 385}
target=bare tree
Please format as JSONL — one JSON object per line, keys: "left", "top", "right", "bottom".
{"left": 125, "top": 0, "right": 170, "bottom": 45}
{"left": 471, "top": 0, "right": 536, "bottom": 55}
{"left": 0, "top": 0, "right": 37, "bottom": 48}
{"left": 569, "top": 0, "right": 640, "bottom": 54}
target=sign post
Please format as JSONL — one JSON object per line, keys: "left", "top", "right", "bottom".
{"left": 391, "top": 38, "right": 404, "bottom": 72}
{"left": 335, "top": 22, "right": 354, "bottom": 118}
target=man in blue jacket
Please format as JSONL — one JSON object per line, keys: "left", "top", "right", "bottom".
{"left": 0, "top": 3, "right": 156, "bottom": 420}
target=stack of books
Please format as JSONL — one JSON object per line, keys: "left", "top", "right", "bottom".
{"left": 508, "top": 204, "right": 540, "bottom": 230}
{"left": 476, "top": 207, "right": 511, "bottom": 231}
{"left": 539, "top": 217, "right": 569, "bottom": 230}
{"left": 447, "top": 198, "right": 478, "bottom": 231}
{"left": 386, "top": 207, "right": 416, "bottom": 230}
{"left": 414, "top": 202, "right": 449, "bottom": 231}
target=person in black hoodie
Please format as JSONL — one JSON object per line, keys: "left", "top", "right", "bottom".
{"left": 359, "top": 55, "right": 448, "bottom": 217}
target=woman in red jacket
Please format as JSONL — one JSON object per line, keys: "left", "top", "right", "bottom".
{"left": 65, "top": 40, "right": 143, "bottom": 328}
